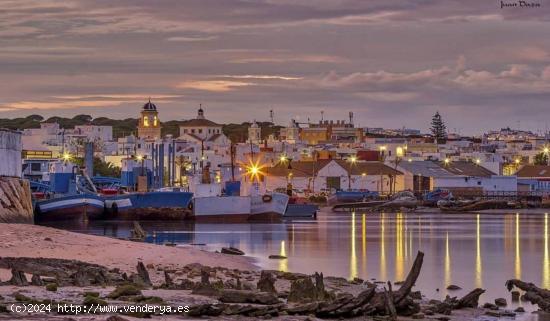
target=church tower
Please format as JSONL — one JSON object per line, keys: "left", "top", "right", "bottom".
{"left": 137, "top": 99, "right": 161, "bottom": 139}
{"left": 248, "top": 120, "right": 261, "bottom": 144}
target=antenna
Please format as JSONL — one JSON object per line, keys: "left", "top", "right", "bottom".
{"left": 321, "top": 110, "right": 324, "bottom": 122}
{"left": 270, "top": 109, "right": 274, "bottom": 124}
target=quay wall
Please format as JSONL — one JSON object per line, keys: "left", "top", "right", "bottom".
{"left": 0, "top": 129, "right": 22, "bottom": 177}
{"left": 0, "top": 129, "right": 33, "bottom": 223}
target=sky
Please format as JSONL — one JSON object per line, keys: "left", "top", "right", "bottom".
{"left": 1, "top": 0, "right": 550, "bottom": 134}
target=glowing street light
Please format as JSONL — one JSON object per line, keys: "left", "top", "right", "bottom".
{"left": 515, "top": 158, "right": 521, "bottom": 164}
{"left": 350, "top": 155, "right": 357, "bottom": 163}
{"left": 444, "top": 158, "right": 450, "bottom": 165}
{"left": 136, "top": 155, "right": 143, "bottom": 161}
{"left": 62, "top": 153, "right": 71, "bottom": 162}
{"left": 280, "top": 155, "right": 287, "bottom": 162}
{"left": 396, "top": 146, "right": 404, "bottom": 158}
{"left": 361, "top": 172, "right": 366, "bottom": 177}
{"left": 475, "top": 158, "right": 481, "bottom": 165}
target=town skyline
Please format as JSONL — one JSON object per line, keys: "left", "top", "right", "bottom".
{"left": 1, "top": 0, "right": 549, "bottom": 134}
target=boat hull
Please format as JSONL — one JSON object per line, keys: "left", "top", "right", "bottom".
{"left": 104, "top": 191, "right": 194, "bottom": 220}
{"left": 191, "top": 193, "right": 289, "bottom": 223}
{"left": 35, "top": 194, "right": 105, "bottom": 221}
{"left": 285, "top": 204, "right": 319, "bottom": 218}
{"left": 250, "top": 193, "right": 289, "bottom": 222}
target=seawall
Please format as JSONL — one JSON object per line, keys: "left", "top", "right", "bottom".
{"left": 0, "top": 129, "right": 33, "bottom": 223}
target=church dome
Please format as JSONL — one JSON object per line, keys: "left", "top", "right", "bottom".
{"left": 143, "top": 100, "right": 157, "bottom": 111}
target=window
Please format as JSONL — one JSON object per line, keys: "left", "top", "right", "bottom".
{"left": 31, "top": 163, "right": 41, "bottom": 171}
{"left": 191, "top": 129, "right": 195, "bottom": 133}
{"left": 153, "top": 115, "right": 158, "bottom": 126}
{"left": 143, "top": 116, "right": 149, "bottom": 127}
{"left": 199, "top": 129, "right": 203, "bottom": 134}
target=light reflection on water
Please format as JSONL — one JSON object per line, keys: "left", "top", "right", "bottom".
{"left": 41, "top": 210, "right": 550, "bottom": 315}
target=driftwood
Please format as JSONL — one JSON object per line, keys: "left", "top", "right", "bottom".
{"left": 384, "top": 282, "right": 397, "bottom": 320}
{"left": 506, "top": 279, "right": 550, "bottom": 312}
{"left": 455, "top": 288, "right": 485, "bottom": 308}
{"left": 394, "top": 251, "right": 424, "bottom": 303}
{"left": 136, "top": 261, "right": 152, "bottom": 286}
{"left": 0, "top": 257, "right": 123, "bottom": 286}
{"left": 130, "top": 221, "right": 147, "bottom": 240}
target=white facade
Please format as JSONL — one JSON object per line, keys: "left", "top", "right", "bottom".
{"left": 433, "top": 176, "right": 517, "bottom": 192}
{"left": 73, "top": 125, "right": 113, "bottom": 142}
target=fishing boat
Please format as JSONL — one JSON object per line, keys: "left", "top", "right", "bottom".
{"left": 104, "top": 190, "right": 194, "bottom": 220}
{"left": 284, "top": 197, "right": 319, "bottom": 219}
{"left": 192, "top": 191, "right": 289, "bottom": 222}
{"left": 33, "top": 156, "right": 106, "bottom": 222}
{"left": 35, "top": 193, "right": 105, "bottom": 221}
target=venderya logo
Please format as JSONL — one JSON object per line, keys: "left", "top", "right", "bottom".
{"left": 501, "top": 0, "right": 542, "bottom": 8}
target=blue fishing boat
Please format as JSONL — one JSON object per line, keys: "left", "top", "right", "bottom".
{"left": 104, "top": 190, "right": 194, "bottom": 220}
{"left": 35, "top": 193, "right": 105, "bottom": 221}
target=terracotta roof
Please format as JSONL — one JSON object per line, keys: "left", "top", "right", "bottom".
{"left": 265, "top": 160, "right": 402, "bottom": 177}
{"left": 179, "top": 118, "right": 221, "bottom": 127}
{"left": 441, "top": 161, "right": 495, "bottom": 177}
{"left": 516, "top": 165, "right": 550, "bottom": 178}
{"left": 266, "top": 160, "right": 329, "bottom": 177}
{"left": 333, "top": 160, "right": 403, "bottom": 176}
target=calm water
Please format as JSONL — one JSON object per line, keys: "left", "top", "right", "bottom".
{"left": 41, "top": 211, "right": 550, "bottom": 315}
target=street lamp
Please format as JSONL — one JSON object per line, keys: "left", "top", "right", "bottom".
{"left": 444, "top": 158, "right": 450, "bottom": 165}
{"left": 62, "top": 152, "right": 71, "bottom": 163}
{"left": 544, "top": 147, "right": 550, "bottom": 166}
{"left": 348, "top": 155, "right": 357, "bottom": 190}
{"left": 475, "top": 158, "right": 481, "bottom": 165}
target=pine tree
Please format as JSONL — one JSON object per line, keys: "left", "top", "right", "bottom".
{"left": 431, "top": 111, "right": 447, "bottom": 144}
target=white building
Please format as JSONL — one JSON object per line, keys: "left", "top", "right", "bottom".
{"left": 263, "top": 159, "right": 403, "bottom": 194}
{"left": 179, "top": 106, "right": 229, "bottom": 145}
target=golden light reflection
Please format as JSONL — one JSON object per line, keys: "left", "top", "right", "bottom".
{"left": 350, "top": 212, "right": 357, "bottom": 280}
{"left": 445, "top": 232, "right": 451, "bottom": 286}
{"left": 475, "top": 214, "right": 483, "bottom": 288}
{"left": 395, "top": 213, "right": 404, "bottom": 281}
{"left": 279, "top": 240, "right": 287, "bottom": 272}
{"left": 515, "top": 213, "right": 521, "bottom": 279}
{"left": 543, "top": 213, "right": 549, "bottom": 289}
{"left": 362, "top": 214, "right": 367, "bottom": 276}
{"left": 380, "top": 213, "right": 387, "bottom": 281}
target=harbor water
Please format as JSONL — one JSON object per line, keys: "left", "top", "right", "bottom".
{"left": 40, "top": 209, "right": 550, "bottom": 314}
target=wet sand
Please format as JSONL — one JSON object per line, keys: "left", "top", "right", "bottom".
{"left": 0, "top": 223, "right": 255, "bottom": 282}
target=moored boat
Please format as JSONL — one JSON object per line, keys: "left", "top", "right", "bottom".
{"left": 104, "top": 191, "right": 194, "bottom": 220}
{"left": 35, "top": 193, "right": 105, "bottom": 221}
{"left": 191, "top": 192, "right": 289, "bottom": 222}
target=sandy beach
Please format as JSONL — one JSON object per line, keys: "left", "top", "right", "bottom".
{"left": 0, "top": 223, "right": 255, "bottom": 283}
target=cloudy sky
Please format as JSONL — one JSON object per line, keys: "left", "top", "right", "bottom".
{"left": 1, "top": 0, "right": 549, "bottom": 134}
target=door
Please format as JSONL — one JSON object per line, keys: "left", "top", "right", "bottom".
{"left": 326, "top": 176, "right": 341, "bottom": 190}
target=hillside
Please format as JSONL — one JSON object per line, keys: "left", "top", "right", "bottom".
{"left": 0, "top": 115, "right": 281, "bottom": 142}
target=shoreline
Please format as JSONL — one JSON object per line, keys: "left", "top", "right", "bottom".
{"left": 0, "top": 223, "right": 256, "bottom": 283}
{"left": 0, "top": 223, "right": 547, "bottom": 320}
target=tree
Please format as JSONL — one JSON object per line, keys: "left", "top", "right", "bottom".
{"left": 430, "top": 111, "right": 447, "bottom": 144}
{"left": 534, "top": 152, "right": 549, "bottom": 165}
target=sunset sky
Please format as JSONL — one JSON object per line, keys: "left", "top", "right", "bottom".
{"left": 1, "top": 0, "right": 550, "bottom": 134}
